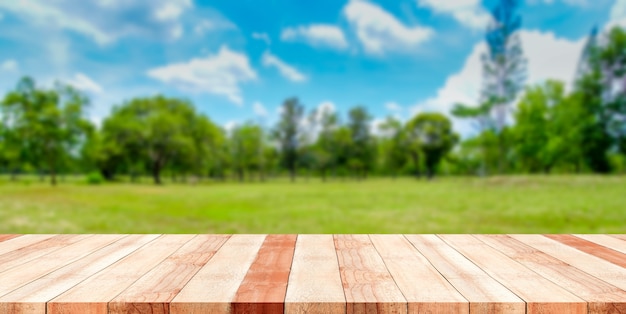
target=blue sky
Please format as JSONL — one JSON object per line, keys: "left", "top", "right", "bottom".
{"left": 0, "top": 0, "right": 622, "bottom": 134}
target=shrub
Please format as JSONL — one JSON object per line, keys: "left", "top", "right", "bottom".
{"left": 86, "top": 171, "right": 104, "bottom": 185}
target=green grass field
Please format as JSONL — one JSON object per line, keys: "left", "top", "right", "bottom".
{"left": 0, "top": 175, "right": 624, "bottom": 233}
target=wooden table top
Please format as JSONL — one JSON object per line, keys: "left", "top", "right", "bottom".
{"left": 0, "top": 234, "right": 625, "bottom": 314}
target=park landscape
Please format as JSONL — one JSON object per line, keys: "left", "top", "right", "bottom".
{"left": 1, "top": 0, "right": 626, "bottom": 234}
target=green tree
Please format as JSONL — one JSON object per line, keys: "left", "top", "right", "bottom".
{"left": 100, "top": 96, "right": 214, "bottom": 184}
{"left": 347, "top": 106, "right": 375, "bottom": 179}
{"left": 1, "top": 77, "right": 92, "bottom": 185}
{"left": 229, "top": 123, "right": 264, "bottom": 182}
{"left": 378, "top": 116, "right": 409, "bottom": 178}
{"left": 406, "top": 113, "right": 459, "bottom": 179}
{"left": 273, "top": 97, "right": 304, "bottom": 182}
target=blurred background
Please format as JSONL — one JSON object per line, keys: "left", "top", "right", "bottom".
{"left": 0, "top": 0, "right": 625, "bottom": 234}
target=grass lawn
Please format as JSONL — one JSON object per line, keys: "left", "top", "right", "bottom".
{"left": 0, "top": 175, "right": 624, "bottom": 233}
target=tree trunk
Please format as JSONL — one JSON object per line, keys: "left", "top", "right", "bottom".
{"left": 498, "top": 133, "right": 506, "bottom": 174}
{"left": 290, "top": 167, "right": 296, "bottom": 182}
{"left": 51, "top": 168, "right": 57, "bottom": 186}
{"left": 411, "top": 152, "right": 421, "bottom": 179}
{"left": 152, "top": 161, "right": 162, "bottom": 185}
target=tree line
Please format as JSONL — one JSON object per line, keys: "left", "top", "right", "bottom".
{"left": 1, "top": 0, "right": 626, "bottom": 185}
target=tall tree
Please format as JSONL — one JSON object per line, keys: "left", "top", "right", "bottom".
{"left": 481, "top": 0, "right": 527, "bottom": 173}
{"left": 347, "top": 105, "right": 374, "bottom": 179}
{"left": 405, "top": 112, "right": 459, "bottom": 179}
{"left": 273, "top": 97, "right": 304, "bottom": 182}
{"left": 1, "top": 77, "right": 92, "bottom": 185}
{"left": 229, "top": 123, "right": 264, "bottom": 182}
{"left": 378, "top": 116, "right": 409, "bottom": 179}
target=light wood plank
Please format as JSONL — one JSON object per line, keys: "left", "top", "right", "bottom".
{"left": 0, "top": 234, "right": 59, "bottom": 261}
{"left": 477, "top": 234, "right": 626, "bottom": 313}
{"left": 546, "top": 234, "right": 626, "bottom": 268}
{"left": 370, "top": 234, "right": 468, "bottom": 314}
{"left": 610, "top": 234, "right": 626, "bottom": 242}
{"left": 0, "top": 234, "right": 121, "bottom": 300}
{"left": 285, "top": 234, "right": 345, "bottom": 314}
{"left": 0, "top": 235, "right": 92, "bottom": 274}
{"left": 47, "top": 234, "right": 194, "bottom": 314}
{"left": 0, "top": 235, "right": 21, "bottom": 243}
{"left": 405, "top": 234, "right": 524, "bottom": 314}
{"left": 170, "top": 234, "right": 266, "bottom": 314}
{"left": 334, "top": 234, "right": 407, "bottom": 314}
{"left": 108, "top": 235, "right": 229, "bottom": 314}
{"left": 440, "top": 235, "right": 586, "bottom": 314}
{"left": 232, "top": 234, "right": 297, "bottom": 314}
{"left": 510, "top": 235, "right": 626, "bottom": 292}
{"left": 0, "top": 235, "right": 158, "bottom": 314}
{"left": 575, "top": 234, "right": 626, "bottom": 255}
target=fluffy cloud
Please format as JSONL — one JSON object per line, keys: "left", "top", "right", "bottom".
{"left": 262, "top": 51, "right": 307, "bottom": 82}
{"left": 65, "top": 73, "right": 103, "bottom": 94}
{"left": 608, "top": 0, "right": 626, "bottom": 29}
{"left": 343, "top": 0, "right": 433, "bottom": 55}
{"left": 528, "top": 0, "right": 588, "bottom": 6}
{"left": 253, "top": 101, "right": 268, "bottom": 117}
{"left": 252, "top": 32, "right": 271, "bottom": 45}
{"left": 417, "top": 0, "right": 490, "bottom": 29}
{"left": 0, "top": 0, "right": 193, "bottom": 44}
{"left": 1, "top": 59, "right": 18, "bottom": 72}
{"left": 147, "top": 45, "right": 257, "bottom": 105}
{"left": 411, "top": 30, "right": 585, "bottom": 135}
{"left": 281, "top": 24, "right": 349, "bottom": 50}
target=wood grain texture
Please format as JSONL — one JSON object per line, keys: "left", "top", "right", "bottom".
{"left": 170, "top": 234, "right": 266, "bottom": 314}
{"left": 610, "top": 234, "right": 626, "bottom": 242}
{"left": 0, "top": 235, "right": 158, "bottom": 314}
{"left": 0, "top": 234, "right": 81, "bottom": 272}
{"left": 546, "top": 234, "right": 626, "bottom": 268}
{"left": 405, "top": 234, "right": 525, "bottom": 314}
{"left": 574, "top": 234, "right": 626, "bottom": 255}
{"left": 477, "top": 234, "right": 626, "bottom": 314}
{"left": 0, "top": 234, "right": 119, "bottom": 300}
{"left": 440, "top": 235, "right": 586, "bottom": 314}
{"left": 285, "top": 234, "right": 345, "bottom": 314}
{"left": 232, "top": 234, "right": 297, "bottom": 314}
{"left": 369, "top": 234, "right": 468, "bottom": 314}
{"left": 510, "top": 235, "right": 626, "bottom": 292}
{"left": 47, "top": 234, "right": 194, "bottom": 314}
{"left": 0, "top": 235, "right": 21, "bottom": 243}
{"left": 109, "top": 235, "right": 229, "bottom": 314}
{"left": 334, "top": 234, "right": 407, "bottom": 314}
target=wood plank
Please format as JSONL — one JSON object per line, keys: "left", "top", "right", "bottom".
{"left": 170, "top": 235, "right": 266, "bottom": 314}
{"left": 0, "top": 235, "right": 92, "bottom": 274}
{"left": 574, "top": 234, "right": 626, "bottom": 256}
{"left": 334, "top": 234, "right": 407, "bottom": 314}
{"left": 546, "top": 234, "right": 626, "bottom": 268}
{"left": 285, "top": 234, "right": 345, "bottom": 314}
{"left": 404, "top": 234, "right": 524, "bottom": 314}
{"left": 510, "top": 235, "right": 626, "bottom": 292}
{"left": 108, "top": 235, "right": 230, "bottom": 314}
{"left": 440, "top": 235, "right": 586, "bottom": 314}
{"left": 0, "top": 234, "right": 121, "bottom": 299}
{"left": 370, "top": 234, "right": 468, "bottom": 314}
{"left": 610, "top": 234, "right": 626, "bottom": 242}
{"left": 232, "top": 234, "right": 297, "bottom": 314}
{"left": 0, "top": 235, "right": 21, "bottom": 243}
{"left": 0, "top": 234, "right": 58, "bottom": 260}
{"left": 0, "top": 235, "right": 158, "bottom": 314}
{"left": 47, "top": 234, "right": 194, "bottom": 314}
{"left": 477, "top": 234, "right": 626, "bottom": 314}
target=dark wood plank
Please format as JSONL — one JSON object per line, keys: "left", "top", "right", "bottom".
{"left": 546, "top": 234, "right": 626, "bottom": 268}
{"left": 0, "top": 235, "right": 21, "bottom": 243}
{"left": 232, "top": 234, "right": 297, "bottom": 314}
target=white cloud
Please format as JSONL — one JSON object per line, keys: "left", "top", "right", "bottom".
{"left": 262, "top": 51, "right": 307, "bottom": 82}
{"left": 1, "top": 59, "right": 18, "bottom": 72}
{"left": 0, "top": 0, "right": 193, "bottom": 45}
{"left": 147, "top": 45, "right": 257, "bottom": 105}
{"left": 0, "top": 12, "right": 4, "bottom": 20}
{"left": 417, "top": 0, "right": 489, "bottom": 29}
{"left": 385, "top": 101, "right": 403, "bottom": 112}
{"left": 608, "top": 0, "right": 626, "bottom": 29}
{"left": 252, "top": 32, "right": 271, "bottom": 45}
{"left": 281, "top": 24, "right": 348, "bottom": 50}
{"left": 65, "top": 73, "right": 103, "bottom": 94}
{"left": 529, "top": 0, "right": 588, "bottom": 6}
{"left": 343, "top": 0, "right": 434, "bottom": 55}
{"left": 253, "top": 101, "right": 268, "bottom": 117}
{"left": 411, "top": 30, "right": 585, "bottom": 136}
